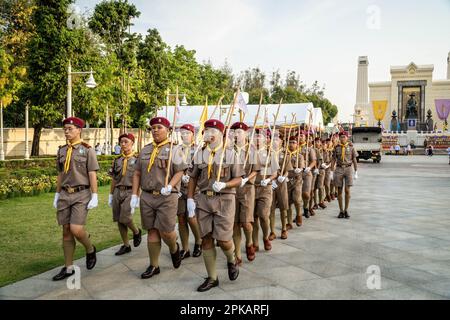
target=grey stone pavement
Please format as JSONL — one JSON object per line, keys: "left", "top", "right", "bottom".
{"left": 1, "top": 155, "right": 450, "bottom": 300}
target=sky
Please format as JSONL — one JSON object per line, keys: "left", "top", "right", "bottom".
{"left": 75, "top": 0, "right": 450, "bottom": 122}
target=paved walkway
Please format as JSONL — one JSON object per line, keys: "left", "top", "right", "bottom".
{"left": 1, "top": 155, "right": 450, "bottom": 300}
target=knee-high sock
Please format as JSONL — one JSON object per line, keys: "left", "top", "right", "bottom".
{"left": 162, "top": 234, "right": 177, "bottom": 254}
{"left": 287, "top": 207, "right": 293, "bottom": 225}
{"left": 75, "top": 230, "right": 93, "bottom": 253}
{"left": 345, "top": 190, "right": 351, "bottom": 211}
{"left": 188, "top": 219, "right": 202, "bottom": 245}
{"left": 294, "top": 204, "right": 302, "bottom": 224}
{"left": 260, "top": 218, "right": 270, "bottom": 240}
{"left": 252, "top": 218, "right": 259, "bottom": 247}
{"left": 118, "top": 223, "right": 129, "bottom": 246}
{"left": 232, "top": 224, "right": 242, "bottom": 259}
{"left": 63, "top": 238, "right": 76, "bottom": 267}
{"left": 243, "top": 225, "right": 253, "bottom": 247}
{"left": 319, "top": 187, "right": 324, "bottom": 203}
{"left": 269, "top": 209, "right": 276, "bottom": 233}
{"left": 280, "top": 210, "right": 287, "bottom": 230}
{"left": 178, "top": 221, "right": 190, "bottom": 251}
{"left": 222, "top": 243, "right": 236, "bottom": 264}
{"left": 147, "top": 241, "right": 161, "bottom": 267}
{"left": 202, "top": 247, "right": 217, "bottom": 280}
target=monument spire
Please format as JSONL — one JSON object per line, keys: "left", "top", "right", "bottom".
{"left": 447, "top": 51, "right": 450, "bottom": 80}
{"left": 354, "top": 56, "right": 370, "bottom": 126}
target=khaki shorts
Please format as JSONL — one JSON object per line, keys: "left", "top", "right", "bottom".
{"left": 235, "top": 184, "right": 255, "bottom": 223}
{"left": 315, "top": 169, "right": 325, "bottom": 189}
{"left": 57, "top": 188, "right": 91, "bottom": 226}
{"left": 302, "top": 172, "right": 313, "bottom": 193}
{"left": 254, "top": 185, "right": 272, "bottom": 219}
{"left": 324, "top": 169, "right": 332, "bottom": 188}
{"left": 177, "top": 196, "right": 187, "bottom": 216}
{"left": 112, "top": 188, "right": 133, "bottom": 225}
{"left": 287, "top": 177, "right": 302, "bottom": 205}
{"left": 195, "top": 192, "right": 235, "bottom": 241}
{"left": 140, "top": 192, "right": 178, "bottom": 233}
{"left": 334, "top": 166, "right": 354, "bottom": 188}
{"left": 272, "top": 181, "right": 289, "bottom": 210}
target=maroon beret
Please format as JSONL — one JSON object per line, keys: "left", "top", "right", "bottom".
{"left": 204, "top": 119, "right": 225, "bottom": 133}
{"left": 339, "top": 131, "right": 349, "bottom": 137}
{"left": 63, "top": 117, "right": 85, "bottom": 128}
{"left": 118, "top": 133, "right": 135, "bottom": 143}
{"left": 289, "top": 135, "right": 298, "bottom": 142}
{"left": 150, "top": 117, "right": 170, "bottom": 128}
{"left": 180, "top": 124, "right": 195, "bottom": 134}
{"left": 231, "top": 122, "right": 249, "bottom": 131}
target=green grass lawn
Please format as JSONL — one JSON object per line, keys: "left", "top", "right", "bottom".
{"left": 0, "top": 185, "right": 143, "bottom": 287}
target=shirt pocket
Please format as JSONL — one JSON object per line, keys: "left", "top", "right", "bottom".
{"left": 73, "top": 155, "right": 87, "bottom": 169}
{"left": 220, "top": 164, "right": 230, "bottom": 178}
{"left": 157, "top": 153, "right": 169, "bottom": 169}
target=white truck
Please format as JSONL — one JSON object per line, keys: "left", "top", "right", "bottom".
{"left": 351, "top": 127, "right": 382, "bottom": 163}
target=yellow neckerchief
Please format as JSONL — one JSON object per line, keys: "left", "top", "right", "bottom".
{"left": 64, "top": 139, "right": 82, "bottom": 173}
{"left": 121, "top": 152, "right": 135, "bottom": 176}
{"left": 147, "top": 139, "right": 169, "bottom": 172}
{"left": 287, "top": 148, "right": 298, "bottom": 158}
{"left": 298, "top": 142, "right": 307, "bottom": 155}
{"left": 207, "top": 144, "right": 222, "bottom": 179}
{"left": 340, "top": 143, "right": 349, "bottom": 162}
{"left": 182, "top": 143, "right": 194, "bottom": 162}
{"left": 235, "top": 143, "right": 248, "bottom": 157}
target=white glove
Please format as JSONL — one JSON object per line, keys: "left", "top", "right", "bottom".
{"left": 271, "top": 181, "right": 278, "bottom": 190}
{"left": 321, "top": 163, "right": 327, "bottom": 169}
{"left": 313, "top": 169, "right": 319, "bottom": 175}
{"left": 240, "top": 177, "right": 249, "bottom": 188}
{"left": 294, "top": 168, "right": 303, "bottom": 174}
{"left": 53, "top": 193, "right": 60, "bottom": 209}
{"left": 108, "top": 194, "right": 113, "bottom": 207}
{"left": 260, "top": 178, "right": 271, "bottom": 187}
{"left": 161, "top": 185, "right": 172, "bottom": 196}
{"left": 182, "top": 175, "right": 190, "bottom": 184}
{"left": 187, "top": 198, "right": 196, "bottom": 218}
{"left": 304, "top": 167, "right": 311, "bottom": 174}
{"left": 87, "top": 193, "right": 98, "bottom": 210}
{"left": 131, "top": 207, "right": 135, "bottom": 215}
{"left": 277, "top": 176, "right": 287, "bottom": 183}
{"left": 330, "top": 171, "right": 334, "bottom": 180}
{"left": 354, "top": 171, "right": 358, "bottom": 180}
{"left": 178, "top": 192, "right": 182, "bottom": 199}
{"left": 130, "top": 194, "right": 139, "bottom": 209}
{"left": 213, "top": 181, "right": 227, "bottom": 192}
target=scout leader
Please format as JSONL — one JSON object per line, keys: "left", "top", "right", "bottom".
{"left": 231, "top": 122, "right": 259, "bottom": 265}
{"left": 312, "top": 137, "right": 327, "bottom": 211}
{"left": 52, "top": 117, "right": 99, "bottom": 281}
{"left": 297, "top": 131, "right": 317, "bottom": 220}
{"left": 187, "top": 119, "right": 244, "bottom": 292}
{"left": 108, "top": 133, "right": 142, "bottom": 256}
{"left": 330, "top": 131, "right": 358, "bottom": 219}
{"left": 270, "top": 133, "right": 291, "bottom": 240}
{"left": 322, "top": 138, "right": 333, "bottom": 203}
{"left": 253, "top": 128, "right": 278, "bottom": 252}
{"left": 130, "top": 116, "right": 187, "bottom": 279}
{"left": 177, "top": 123, "right": 202, "bottom": 259}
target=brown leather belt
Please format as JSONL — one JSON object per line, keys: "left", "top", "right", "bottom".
{"left": 62, "top": 185, "right": 89, "bottom": 194}
{"left": 116, "top": 186, "right": 132, "bottom": 191}
{"left": 143, "top": 189, "right": 178, "bottom": 195}
{"left": 201, "top": 190, "right": 227, "bottom": 197}
{"left": 337, "top": 164, "right": 352, "bottom": 168}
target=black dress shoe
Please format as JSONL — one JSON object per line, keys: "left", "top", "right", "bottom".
{"left": 227, "top": 261, "right": 239, "bottom": 281}
{"left": 133, "top": 228, "right": 142, "bottom": 247}
{"left": 344, "top": 211, "right": 350, "bottom": 219}
{"left": 86, "top": 245, "right": 97, "bottom": 270}
{"left": 180, "top": 250, "right": 190, "bottom": 260}
{"left": 141, "top": 265, "right": 160, "bottom": 279}
{"left": 52, "top": 267, "right": 75, "bottom": 281}
{"left": 197, "top": 277, "right": 219, "bottom": 292}
{"left": 192, "top": 244, "right": 202, "bottom": 257}
{"left": 171, "top": 242, "right": 182, "bottom": 269}
{"left": 303, "top": 208, "right": 310, "bottom": 219}
{"left": 115, "top": 245, "right": 131, "bottom": 256}
{"left": 338, "top": 212, "right": 345, "bottom": 219}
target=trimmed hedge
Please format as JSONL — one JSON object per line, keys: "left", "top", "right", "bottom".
{"left": 0, "top": 155, "right": 117, "bottom": 170}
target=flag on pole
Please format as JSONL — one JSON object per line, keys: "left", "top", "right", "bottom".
{"left": 234, "top": 92, "right": 248, "bottom": 114}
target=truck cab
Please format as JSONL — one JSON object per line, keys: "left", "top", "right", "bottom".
{"left": 351, "top": 127, "right": 382, "bottom": 163}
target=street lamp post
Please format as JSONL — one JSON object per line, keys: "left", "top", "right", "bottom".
{"left": 67, "top": 60, "right": 97, "bottom": 118}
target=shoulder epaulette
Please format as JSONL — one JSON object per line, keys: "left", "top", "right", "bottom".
{"left": 81, "top": 142, "right": 91, "bottom": 148}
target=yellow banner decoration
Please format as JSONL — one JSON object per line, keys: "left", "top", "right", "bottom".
{"left": 372, "top": 100, "right": 388, "bottom": 121}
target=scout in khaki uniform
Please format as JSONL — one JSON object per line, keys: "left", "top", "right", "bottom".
{"left": 286, "top": 135, "right": 304, "bottom": 229}
{"left": 253, "top": 128, "right": 278, "bottom": 251}
{"left": 187, "top": 119, "right": 244, "bottom": 292}
{"left": 297, "top": 131, "right": 316, "bottom": 220}
{"left": 308, "top": 136, "right": 320, "bottom": 216}
{"left": 330, "top": 131, "right": 358, "bottom": 219}
{"left": 177, "top": 124, "right": 202, "bottom": 259}
{"left": 313, "top": 137, "right": 327, "bottom": 210}
{"left": 108, "top": 133, "right": 142, "bottom": 256}
{"left": 322, "top": 138, "right": 333, "bottom": 203}
{"left": 130, "top": 117, "right": 187, "bottom": 279}
{"left": 52, "top": 117, "right": 99, "bottom": 281}
{"left": 231, "top": 122, "right": 259, "bottom": 265}
{"left": 270, "top": 134, "right": 291, "bottom": 239}
{"left": 330, "top": 134, "right": 339, "bottom": 200}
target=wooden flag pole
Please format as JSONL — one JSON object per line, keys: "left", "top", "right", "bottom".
{"left": 243, "top": 92, "right": 263, "bottom": 168}
{"left": 281, "top": 113, "right": 296, "bottom": 176}
{"left": 305, "top": 110, "right": 313, "bottom": 168}
{"left": 263, "top": 98, "right": 283, "bottom": 177}
{"left": 210, "top": 95, "right": 224, "bottom": 119}
{"left": 165, "top": 86, "right": 179, "bottom": 187}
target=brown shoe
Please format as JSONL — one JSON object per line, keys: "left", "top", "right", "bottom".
{"left": 295, "top": 215, "right": 302, "bottom": 227}
{"left": 319, "top": 202, "right": 327, "bottom": 209}
{"left": 331, "top": 194, "right": 335, "bottom": 201}
{"left": 268, "top": 232, "right": 276, "bottom": 241}
{"left": 286, "top": 223, "right": 293, "bottom": 230}
{"left": 310, "top": 209, "right": 316, "bottom": 216}
{"left": 236, "top": 256, "right": 243, "bottom": 266}
{"left": 263, "top": 239, "right": 272, "bottom": 251}
{"left": 246, "top": 245, "right": 256, "bottom": 261}
{"left": 313, "top": 204, "right": 319, "bottom": 210}
{"left": 253, "top": 244, "right": 259, "bottom": 252}
{"left": 326, "top": 195, "right": 331, "bottom": 202}
{"left": 281, "top": 230, "right": 288, "bottom": 239}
